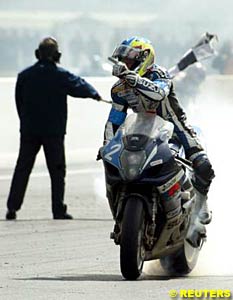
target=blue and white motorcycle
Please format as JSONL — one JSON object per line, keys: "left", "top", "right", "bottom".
{"left": 100, "top": 112, "right": 206, "bottom": 280}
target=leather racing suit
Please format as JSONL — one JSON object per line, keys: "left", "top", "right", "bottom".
{"left": 104, "top": 64, "right": 215, "bottom": 219}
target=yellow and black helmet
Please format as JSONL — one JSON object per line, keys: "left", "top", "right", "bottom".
{"left": 112, "top": 36, "right": 155, "bottom": 76}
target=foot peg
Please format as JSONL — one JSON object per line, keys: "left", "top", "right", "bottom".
{"left": 110, "top": 224, "right": 120, "bottom": 244}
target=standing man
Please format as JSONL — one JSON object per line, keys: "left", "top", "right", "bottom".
{"left": 6, "top": 37, "right": 102, "bottom": 220}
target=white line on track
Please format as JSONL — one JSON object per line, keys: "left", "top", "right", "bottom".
{"left": 0, "top": 168, "right": 102, "bottom": 181}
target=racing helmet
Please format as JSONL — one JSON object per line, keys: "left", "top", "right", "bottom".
{"left": 112, "top": 36, "right": 155, "bottom": 76}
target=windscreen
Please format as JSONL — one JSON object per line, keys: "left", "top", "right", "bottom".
{"left": 121, "top": 112, "right": 174, "bottom": 141}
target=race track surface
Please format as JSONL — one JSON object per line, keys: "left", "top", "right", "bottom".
{"left": 0, "top": 162, "right": 232, "bottom": 300}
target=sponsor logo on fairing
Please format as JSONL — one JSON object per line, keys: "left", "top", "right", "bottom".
{"left": 150, "top": 159, "right": 163, "bottom": 166}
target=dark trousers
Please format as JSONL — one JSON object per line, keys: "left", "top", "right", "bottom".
{"left": 7, "top": 135, "right": 67, "bottom": 216}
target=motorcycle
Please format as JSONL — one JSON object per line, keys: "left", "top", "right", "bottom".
{"left": 100, "top": 112, "right": 207, "bottom": 280}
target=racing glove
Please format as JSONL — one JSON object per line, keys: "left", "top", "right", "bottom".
{"left": 96, "top": 146, "right": 105, "bottom": 161}
{"left": 112, "top": 62, "right": 129, "bottom": 78}
{"left": 124, "top": 72, "right": 139, "bottom": 87}
{"left": 96, "top": 149, "right": 102, "bottom": 161}
{"left": 96, "top": 140, "right": 110, "bottom": 161}
{"left": 112, "top": 63, "right": 139, "bottom": 85}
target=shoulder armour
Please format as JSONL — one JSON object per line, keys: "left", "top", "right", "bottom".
{"left": 149, "top": 64, "right": 171, "bottom": 80}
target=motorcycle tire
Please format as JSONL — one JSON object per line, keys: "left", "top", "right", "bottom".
{"left": 160, "top": 240, "right": 199, "bottom": 275}
{"left": 120, "top": 197, "right": 145, "bottom": 280}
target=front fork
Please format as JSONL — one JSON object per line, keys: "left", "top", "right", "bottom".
{"left": 110, "top": 187, "right": 158, "bottom": 248}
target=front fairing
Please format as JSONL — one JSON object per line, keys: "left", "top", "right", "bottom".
{"left": 102, "top": 129, "right": 123, "bottom": 168}
{"left": 103, "top": 112, "right": 174, "bottom": 181}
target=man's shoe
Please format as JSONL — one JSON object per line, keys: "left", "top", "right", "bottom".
{"left": 6, "top": 210, "right": 17, "bottom": 220}
{"left": 199, "top": 200, "right": 212, "bottom": 225}
{"left": 53, "top": 213, "right": 73, "bottom": 220}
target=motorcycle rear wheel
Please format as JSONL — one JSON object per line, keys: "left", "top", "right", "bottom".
{"left": 120, "top": 197, "right": 145, "bottom": 280}
{"left": 160, "top": 240, "right": 199, "bottom": 275}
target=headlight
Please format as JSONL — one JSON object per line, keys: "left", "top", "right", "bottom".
{"left": 120, "top": 150, "right": 146, "bottom": 180}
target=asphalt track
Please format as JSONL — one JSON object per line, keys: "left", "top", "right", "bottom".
{"left": 0, "top": 161, "right": 233, "bottom": 300}
{"left": 1, "top": 76, "right": 233, "bottom": 299}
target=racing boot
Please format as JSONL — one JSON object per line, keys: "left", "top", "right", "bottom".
{"left": 195, "top": 190, "right": 212, "bottom": 225}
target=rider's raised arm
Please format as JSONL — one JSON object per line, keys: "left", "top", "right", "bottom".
{"left": 104, "top": 81, "right": 129, "bottom": 144}
{"left": 125, "top": 65, "right": 171, "bottom": 102}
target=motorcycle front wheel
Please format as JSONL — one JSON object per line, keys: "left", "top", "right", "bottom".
{"left": 120, "top": 197, "right": 145, "bottom": 280}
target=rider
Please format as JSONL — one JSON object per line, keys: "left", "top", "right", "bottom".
{"left": 103, "top": 36, "right": 215, "bottom": 225}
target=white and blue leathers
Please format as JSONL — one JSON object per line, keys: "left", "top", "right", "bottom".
{"left": 105, "top": 64, "right": 202, "bottom": 156}
{"left": 104, "top": 64, "right": 214, "bottom": 196}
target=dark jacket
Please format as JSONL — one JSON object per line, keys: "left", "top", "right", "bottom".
{"left": 15, "top": 60, "right": 100, "bottom": 136}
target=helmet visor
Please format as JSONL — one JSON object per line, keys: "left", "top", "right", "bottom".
{"left": 112, "top": 45, "right": 141, "bottom": 61}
